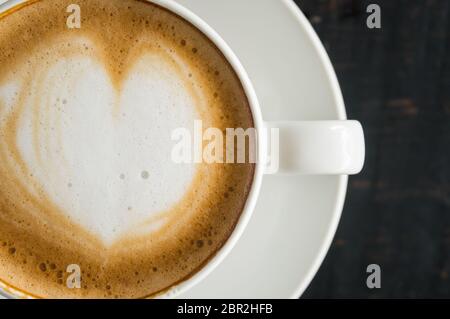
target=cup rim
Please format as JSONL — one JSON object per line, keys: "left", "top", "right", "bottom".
{"left": 0, "top": 0, "right": 265, "bottom": 299}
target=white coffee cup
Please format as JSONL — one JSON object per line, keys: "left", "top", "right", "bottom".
{"left": 0, "top": 0, "right": 364, "bottom": 299}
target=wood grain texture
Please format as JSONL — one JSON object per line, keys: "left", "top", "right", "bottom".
{"left": 294, "top": 0, "right": 450, "bottom": 298}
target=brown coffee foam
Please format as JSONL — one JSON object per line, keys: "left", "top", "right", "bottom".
{"left": 0, "top": 0, "right": 254, "bottom": 298}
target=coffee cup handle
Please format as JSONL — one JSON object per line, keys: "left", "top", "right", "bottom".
{"left": 263, "top": 120, "right": 365, "bottom": 175}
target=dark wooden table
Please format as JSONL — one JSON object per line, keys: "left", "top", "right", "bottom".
{"left": 293, "top": 0, "right": 450, "bottom": 298}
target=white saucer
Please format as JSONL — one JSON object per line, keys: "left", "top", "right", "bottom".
{"left": 175, "top": 0, "right": 348, "bottom": 299}
{"left": 0, "top": 0, "right": 348, "bottom": 299}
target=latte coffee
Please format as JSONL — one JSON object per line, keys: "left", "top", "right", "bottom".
{"left": 0, "top": 0, "right": 254, "bottom": 298}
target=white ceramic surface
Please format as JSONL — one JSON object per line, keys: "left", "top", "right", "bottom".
{"left": 0, "top": 0, "right": 349, "bottom": 299}
{"left": 267, "top": 120, "right": 364, "bottom": 175}
{"left": 174, "top": 0, "right": 349, "bottom": 298}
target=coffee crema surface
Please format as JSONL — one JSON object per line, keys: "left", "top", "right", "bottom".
{"left": 0, "top": 0, "right": 254, "bottom": 298}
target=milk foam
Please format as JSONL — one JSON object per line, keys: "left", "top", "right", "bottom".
{"left": 1, "top": 36, "right": 198, "bottom": 244}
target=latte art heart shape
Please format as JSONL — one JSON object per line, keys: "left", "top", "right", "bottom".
{"left": 3, "top": 36, "right": 198, "bottom": 244}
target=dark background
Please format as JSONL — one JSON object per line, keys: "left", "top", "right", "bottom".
{"left": 293, "top": 0, "right": 450, "bottom": 298}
